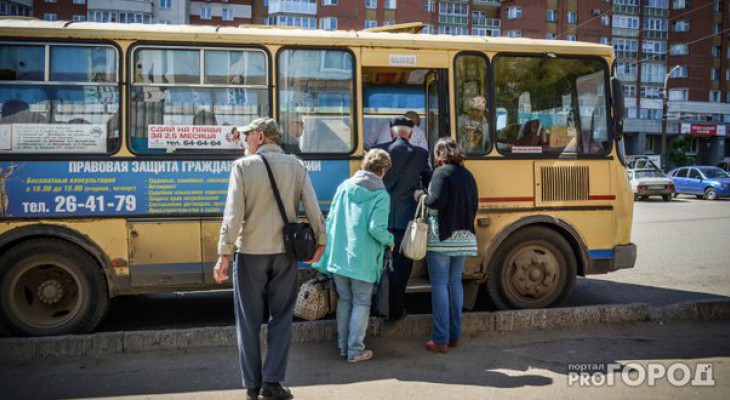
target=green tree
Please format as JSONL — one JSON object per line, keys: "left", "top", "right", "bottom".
{"left": 668, "top": 134, "right": 696, "bottom": 168}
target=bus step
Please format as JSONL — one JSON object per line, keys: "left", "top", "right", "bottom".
{"left": 406, "top": 278, "right": 431, "bottom": 293}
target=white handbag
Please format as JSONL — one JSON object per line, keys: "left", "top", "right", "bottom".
{"left": 400, "top": 197, "right": 428, "bottom": 261}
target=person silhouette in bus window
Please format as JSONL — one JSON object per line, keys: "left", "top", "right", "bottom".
{"left": 281, "top": 115, "right": 303, "bottom": 154}
{"left": 457, "top": 96, "right": 488, "bottom": 153}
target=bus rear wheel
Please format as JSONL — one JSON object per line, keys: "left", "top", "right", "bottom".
{"left": 0, "top": 239, "right": 109, "bottom": 336}
{"left": 487, "top": 227, "right": 576, "bottom": 309}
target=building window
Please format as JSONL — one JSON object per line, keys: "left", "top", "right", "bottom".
{"left": 670, "top": 43, "right": 689, "bottom": 55}
{"left": 670, "top": 65, "right": 688, "bottom": 78}
{"left": 320, "top": 17, "right": 337, "bottom": 30}
{"left": 565, "top": 35, "right": 576, "bottom": 41}
{"left": 644, "top": 18, "right": 668, "bottom": 31}
{"left": 647, "top": 0, "right": 669, "bottom": 7}
{"left": 673, "top": 0, "right": 689, "bottom": 9}
{"left": 627, "top": 107, "right": 637, "bottom": 119}
{"left": 546, "top": 9, "right": 556, "bottom": 22}
{"left": 322, "top": 0, "right": 338, "bottom": 5}
{"left": 673, "top": 20, "right": 690, "bottom": 32}
{"left": 623, "top": 85, "right": 637, "bottom": 97}
{"left": 614, "top": 38, "right": 639, "bottom": 52}
{"left": 44, "top": 0, "right": 57, "bottom": 3}
{"left": 507, "top": 6, "right": 522, "bottom": 19}
{"left": 200, "top": 7, "right": 212, "bottom": 20}
{"left": 438, "top": 25, "right": 465, "bottom": 35}
{"left": 599, "top": 36, "right": 609, "bottom": 45}
{"left": 641, "top": 86, "right": 662, "bottom": 98}
{"left": 160, "top": 0, "right": 171, "bottom": 9}
{"left": 72, "top": 14, "right": 86, "bottom": 21}
{"left": 643, "top": 40, "right": 666, "bottom": 54}
{"left": 473, "top": 28, "right": 487, "bottom": 36}
{"left": 566, "top": 11, "right": 577, "bottom": 24}
{"left": 600, "top": 15, "right": 610, "bottom": 26}
{"left": 645, "top": 136, "right": 655, "bottom": 154}
{"left": 668, "top": 89, "right": 688, "bottom": 101}
{"left": 365, "top": 0, "right": 377, "bottom": 9}
{"left": 711, "top": 68, "right": 720, "bottom": 80}
{"left": 73, "top": 0, "right": 85, "bottom": 4}
{"left": 503, "top": 30, "right": 521, "bottom": 37}
{"left": 641, "top": 63, "right": 666, "bottom": 83}
{"left": 546, "top": 32, "right": 556, "bottom": 40}
{"left": 384, "top": 0, "right": 396, "bottom": 9}
{"left": 421, "top": 24, "right": 434, "bottom": 34}
{"left": 714, "top": 0, "right": 722, "bottom": 12}
{"left": 423, "top": 0, "right": 434, "bottom": 13}
{"left": 384, "top": 21, "right": 395, "bottom": 26}
{"left": 712, "top": 46, "right": 721, "bottom": 58}
{"left": 710, "top": 90, "right": 722, "bottom": 102}
{"left": 364, "top": 20, "right": 376, "bottom": 28}
{"left": 613, "top": 15, "right": 640, "bottom": 29}
{"left": 44, "top": 13, "right": 58, "bottom": 21}
{"left": 222, "top": 8, "right": 234, "bottom": 21}
{"left": 713, "top": 24, "right": 723, "bottom": 34}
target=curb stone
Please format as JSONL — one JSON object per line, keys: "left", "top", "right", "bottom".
{"left": 1, "top": 299, "right": 728, "bottom": 364}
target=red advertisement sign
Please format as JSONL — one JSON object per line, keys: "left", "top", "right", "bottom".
{"left": 681, "top": 123, "right": 727, "bottom": 137}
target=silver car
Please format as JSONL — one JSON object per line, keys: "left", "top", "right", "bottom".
{"left": 628, "top": 169, "right": 675, "bottom": 201}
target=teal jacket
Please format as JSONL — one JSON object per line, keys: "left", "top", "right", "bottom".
{"left": 313, "top": 171, "right": 394, "bottom": 284}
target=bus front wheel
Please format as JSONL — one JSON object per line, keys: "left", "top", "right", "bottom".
{"left": 0, "top": 239, "right": 109, "bottom": 336}
{"left": 487, "top": 227, "right": 577, "bottom": 310}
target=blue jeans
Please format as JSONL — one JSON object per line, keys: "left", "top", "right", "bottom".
{"left": 426, "top": 252, "right": 465, "bottom": 344}
{"left": 333, "top": 274, "right": 374, "bottom": 358}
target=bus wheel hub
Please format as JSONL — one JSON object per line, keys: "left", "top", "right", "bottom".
{"left": 37, "top": 280, "right": 64, "bottom": 305}
{"left": 511, "top": 251, "right": 557, "bottom": 298}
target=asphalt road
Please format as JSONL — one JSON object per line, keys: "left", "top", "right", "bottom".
{"left": 3, "top": 320, "right": 729, "bottom": 400}
{"left": 94, "top": 196, "right": 730, "bottom": 333}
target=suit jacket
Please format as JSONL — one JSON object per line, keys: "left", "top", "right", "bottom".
{"left": 375, "top": 138, "right": 432, "bottom": 230}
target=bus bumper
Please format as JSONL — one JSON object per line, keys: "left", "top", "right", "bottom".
{"left": 585, "top": 244, "right": 637, "bottom": 275}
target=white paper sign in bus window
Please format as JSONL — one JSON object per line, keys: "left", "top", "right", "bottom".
{"left": 0, "top": 124, "right": 107, "bottom": 153}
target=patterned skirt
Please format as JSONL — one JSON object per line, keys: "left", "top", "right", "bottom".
{"left": 426, "top": 214, "right": 478, "bottom": 257}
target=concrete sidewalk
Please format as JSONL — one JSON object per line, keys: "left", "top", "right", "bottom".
{"left": 1, "top": 319, "right": 728, "bottom": 400}
{"left": 1, "top": 299, "right": 729, "bottom": 363}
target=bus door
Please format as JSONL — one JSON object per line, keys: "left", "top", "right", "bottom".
{"left": 424, "top": 70, "right": 451, "bottom": 163}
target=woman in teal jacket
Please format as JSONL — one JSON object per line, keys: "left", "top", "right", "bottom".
{"left": 314, "top": 149, "right": 394, "bottom": 363}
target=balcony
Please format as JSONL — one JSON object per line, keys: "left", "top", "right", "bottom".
{"left": 472, "top": 0, "right": 502, "bottom": 7}
{"left": 268, "top": 0, "right": 317, "bottom": 15}
{"left": 644, "top": 30, "right": 668, "bottom": 40}
{"left": 616, "top": 73, "right": 637, "bottom": 82}
{"left": 439, "top": 15, "right": 468, "bottom": 25}
{"left": 613, "top": 27, "right": 639, "bottom": 37}
{"left": 615, "top": 50, "right": 638, "bottom": 59}
{"left": 472, "top": 17, "right": 500, "bottom": 28}
{"left": 613, "top": 4, "right": 639, "bottom": 15}
{"left": 642, "top": 52, "right": 666, "bottom": 61}
{"left": 643, "top": 7, "right": 669, "bottom": 18}
{"left": 88, "top": 0, "right": 152, "bottom": 13}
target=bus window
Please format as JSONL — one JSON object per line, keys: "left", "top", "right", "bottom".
{"left": 129, "top": 47, "right": 269, "bottom": 154}
{"left": 0, "top": 43, "right": 119, "bottom": 154}
{"left": 277, "top": 48, "right": 354, "bottom": 154}
{"left": 454, "top": 53, "right": 489, "bottom": 154}
{"left": 494, "top": 55, "right": 609, "bottom": 156}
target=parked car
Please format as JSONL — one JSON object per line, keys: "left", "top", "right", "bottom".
{"left": 668, "top": 166, "right": 730, "bottom": 200}
{"left": 628, "top": 169, "right": 675, "bottom": 201}
{"left": 716, "top": 160, "right": 730, "bottom": 173}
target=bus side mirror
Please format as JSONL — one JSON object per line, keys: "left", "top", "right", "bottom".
{"left": 611, "top": 77, "right": 625, "bottom": 123}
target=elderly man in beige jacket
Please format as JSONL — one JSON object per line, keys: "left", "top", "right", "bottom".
{"left": 214, "top": 118, "right": 326, "bottom": 400}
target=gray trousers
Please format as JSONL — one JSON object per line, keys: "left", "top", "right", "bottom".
{"left": 233, "top": 253, "right": 298, "bottom": 389}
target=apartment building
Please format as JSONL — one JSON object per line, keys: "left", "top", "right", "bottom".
{"left": 1, "top": 0, "right": 32, "bottom": 16}
{"left": 22, "top": 0, "right": 730, "bottom": 164}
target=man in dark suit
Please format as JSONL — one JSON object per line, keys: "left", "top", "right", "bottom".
{"left": 374, "top": 117, "right": 432, "bottom": 321}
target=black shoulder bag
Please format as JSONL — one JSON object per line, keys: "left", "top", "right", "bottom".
{"left": 259, "top": 154, "right": 317, "bottom": 261}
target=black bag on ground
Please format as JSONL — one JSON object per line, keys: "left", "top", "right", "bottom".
{"left": 260, "top": 154, "right": 316, "bottom": 261}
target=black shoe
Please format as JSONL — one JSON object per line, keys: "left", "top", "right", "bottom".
{"left": 260, "top": 382, "right": 293, "bottom": 400}
{"left": 246, "top": 387, "right": 260, "bottom": 400}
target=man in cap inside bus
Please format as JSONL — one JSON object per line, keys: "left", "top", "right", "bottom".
{"left": 215, "top": 117, "right": 326, "bottom": 400}
{"left": 374, "top": 116, "right": 432, "bottom": 321}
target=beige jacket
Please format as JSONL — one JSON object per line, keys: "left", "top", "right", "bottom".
{"left": 217, "top": 144, "right": 326, "bottom": 256}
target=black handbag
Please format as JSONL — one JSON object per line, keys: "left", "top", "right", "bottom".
{"left": 259, "top": 154, "right": 317, "bottom": 261}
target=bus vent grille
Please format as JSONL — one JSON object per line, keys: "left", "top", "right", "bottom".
{"left": 540, "top": 166, "right": 589, "bottom": 202}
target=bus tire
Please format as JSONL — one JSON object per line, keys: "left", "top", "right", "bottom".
{"left": 486, "top": 227, "right": 577, "bottom": 310}
{"left": 0, "top": 239, "right": 109, "bottom": 336}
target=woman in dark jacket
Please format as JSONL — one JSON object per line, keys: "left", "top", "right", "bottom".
{"left": 417, "top": 137, "right": 478, "bottom": 353}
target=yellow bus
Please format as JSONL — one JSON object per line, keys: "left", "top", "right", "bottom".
{"left": 0, "top": 19, "right": 635, "bottom": 336}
